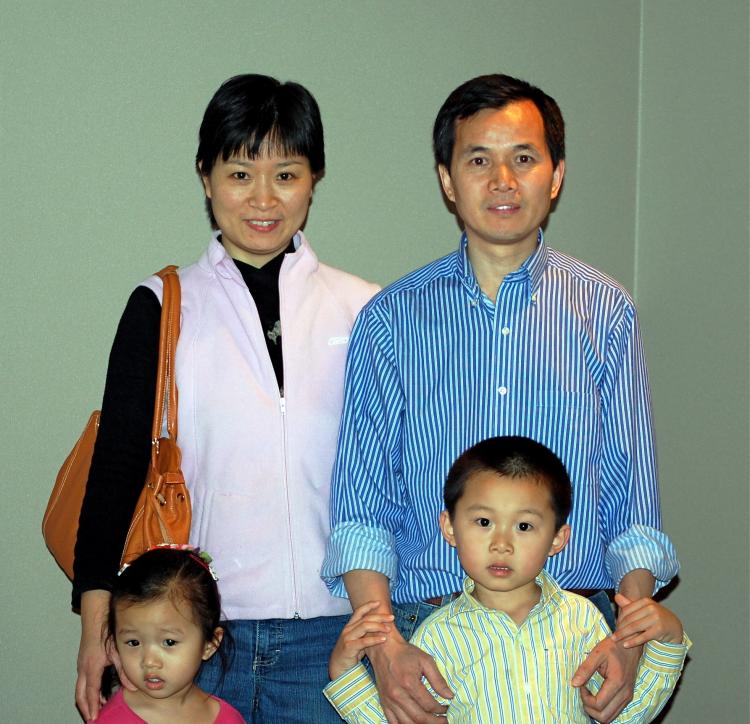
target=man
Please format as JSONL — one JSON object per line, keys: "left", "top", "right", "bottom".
{"left": 323, "top": 74, "right": 678, "bottom": 723}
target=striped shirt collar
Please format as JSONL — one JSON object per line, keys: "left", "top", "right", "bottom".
{"left": 451, "top": 569, "right": 564, "bottom": 623}
{"left": 457, "top": 228, "right": 549, "bottom": 303}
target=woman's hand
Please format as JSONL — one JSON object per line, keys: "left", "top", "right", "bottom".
{"left": 76, "top": 590, "right": 135, "bottom": 720}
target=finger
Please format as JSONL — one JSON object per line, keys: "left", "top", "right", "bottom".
{"left": 345, "top": 633, "right": 388, "bottom": 651}
{"left": 571, "top": 648, "right": 606, "bottom": 687}
{"left": 422, "top": 657, "right": 453, "bottom": 700}
{"left": 349, "top": 600, "right": 383, "bottom": 624}
{"left": 613, "top": 592, "right": 632, "bottom": 609}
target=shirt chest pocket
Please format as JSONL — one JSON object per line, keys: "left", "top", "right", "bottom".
{"left": 535, "top": 647, "right": 590, "bottom": 722}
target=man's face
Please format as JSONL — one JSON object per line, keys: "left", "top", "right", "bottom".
{"left": 438, "top": 100, "right": 564, "bottom": 259}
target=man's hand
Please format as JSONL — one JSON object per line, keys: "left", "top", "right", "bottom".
{"left": 368, "top": 634, "right": 452, "bottom": 723}
{"left": 572, "top": 633, "right": 641, "bottom": 723}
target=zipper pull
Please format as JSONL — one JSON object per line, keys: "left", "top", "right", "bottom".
{"left": 279, "top": 396, "right": 286, "bottom": 415}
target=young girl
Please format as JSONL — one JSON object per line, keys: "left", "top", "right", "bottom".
{"left": 94, "top": 546, "right": 244, "bottom": 723}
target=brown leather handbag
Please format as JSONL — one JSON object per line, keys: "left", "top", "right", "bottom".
{"left": 43, "top": 266, "right": 191, "bottom": 579}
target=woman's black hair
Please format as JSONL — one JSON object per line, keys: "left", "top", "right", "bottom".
{"left": 196, "top": 74, "right": 325, "bottom": 226}
{"left": 106, "top": 548, "right": 231, "bottom": 677}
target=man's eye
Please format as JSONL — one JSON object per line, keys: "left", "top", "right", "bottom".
{"left": 469, "top": 157, "right": 486, "bottom": 166}
{"left": 518, "top": 522, "right": 533, "bottom": 531}
{"left": 476, "top": 518, "right": 491, "bottom": 527}
{"left": 517, "top": 154, "right": 535, "bottom": 165}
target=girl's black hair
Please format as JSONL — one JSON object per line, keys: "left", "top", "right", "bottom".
{"left": 106, "top": 548, "right": 232, "bottom": 680}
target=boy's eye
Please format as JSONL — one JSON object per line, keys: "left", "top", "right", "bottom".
{"left": 163, "top": 639, "right": 178, "bottom": 647}
{"left": 518, "top": 522, "right": 533, "bottom": 531}
{"left": 476, "top": 518, "right": 491, "bottom": 527}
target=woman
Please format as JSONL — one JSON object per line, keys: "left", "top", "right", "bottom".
{"left": 73, "top": 74, "right": 378, "bottom": 723}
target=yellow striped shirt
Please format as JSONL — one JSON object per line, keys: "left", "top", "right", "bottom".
{"left": 324, "top": 571, "right": 690, "bottom": 723}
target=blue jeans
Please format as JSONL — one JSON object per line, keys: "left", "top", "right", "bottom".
{"left": 196, "top": 615, "right": 349, "bottom": 723}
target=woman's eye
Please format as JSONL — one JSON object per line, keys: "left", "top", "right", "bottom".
{"left": 232, "top": 171, "right": 248, "bottom": 180}
{"left": 278, "top": 172, "right": 295, "bottom": 181}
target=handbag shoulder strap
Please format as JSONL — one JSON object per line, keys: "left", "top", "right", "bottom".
{"left": 151, "top": 266, "right": 180, "bottom": 446}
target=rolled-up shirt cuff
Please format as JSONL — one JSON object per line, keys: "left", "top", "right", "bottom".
{"left": 321, "top": 522, "right": 398, "bottom": 598}
{"left": 605, "top": 523, "right": 680, "bottom": 593}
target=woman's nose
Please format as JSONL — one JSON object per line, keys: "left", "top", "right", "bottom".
{"left": 249, "top": 179, "right": 276, "bottom": 209}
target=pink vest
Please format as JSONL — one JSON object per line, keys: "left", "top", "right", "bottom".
{"left": 142, "top": 232, "right": 378, "bottom": 619}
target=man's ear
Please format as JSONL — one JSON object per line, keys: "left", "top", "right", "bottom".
{"left": 439, "top": 510, "right": 457, "bottom": 548}
{"left": 550, "top": 159, "right": 565, "bottom": 200}
{"left": 202, "top": 626, "right": 224, "bottom": 661}
{"left": 548, "top": 523, "right": 570, "bottom": 558}
{"left": 438, "top": 164, "right": 456, "bottom": 203}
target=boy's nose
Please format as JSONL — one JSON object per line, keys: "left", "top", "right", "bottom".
{"left": 490, "top": 532, "right": 513, "bottom": 552}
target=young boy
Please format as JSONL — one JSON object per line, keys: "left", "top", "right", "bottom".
{"left": 324, "top": 436, "right": 690, "bottom": 723}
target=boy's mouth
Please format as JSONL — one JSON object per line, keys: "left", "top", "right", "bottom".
{"left": 488, "top": 565, "right": 513, "bottom": 577}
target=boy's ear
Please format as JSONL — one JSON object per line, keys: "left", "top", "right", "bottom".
{"left": 548, "top": 524, "right": 571, "bottom": 558}
{"left": 202, "top": 626, "right": 224, "bottom": 661}
{"left": 439, "top": 510, "right": 457, "bottom": 548}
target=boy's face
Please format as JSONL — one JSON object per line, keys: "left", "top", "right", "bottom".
{"left": 440, "top": 471, "right": 569, "bottom": 612}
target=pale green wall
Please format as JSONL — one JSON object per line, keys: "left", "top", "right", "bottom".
{"left": 1, "top": 1, "right": 746, "bottom": 721}
{"left": 636, "top": 1, "right": 750, "bottom": 721}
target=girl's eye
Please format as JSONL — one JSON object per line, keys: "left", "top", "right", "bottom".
{"left": 163, "top": 639, "right": 178, "bottom": 647}
{"left": 518, "top": 522, "right": 533, "bottom": 532}
{"left": 476, "top": 518, "right": 491, "bottom": 528}
{"left": 124, "top": 639, "right": 139, "bottom": 648}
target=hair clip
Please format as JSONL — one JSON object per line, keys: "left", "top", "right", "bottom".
{"left": 117, "top": 543, "right": 219, "bottom": 581}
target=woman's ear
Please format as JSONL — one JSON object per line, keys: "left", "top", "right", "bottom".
{"left": 202, "top": 627, "right": 224, "bottom": 661}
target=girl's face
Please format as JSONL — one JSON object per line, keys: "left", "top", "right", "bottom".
{"left": 114, "top": 595, "right": 220, "bottom": 703}
{"left": 200, "top": 143, "right": 315, "bottom": 268}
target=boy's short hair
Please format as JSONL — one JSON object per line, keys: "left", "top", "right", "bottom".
{"left": 444, "top": 436, "right": 572, "bottom": 529}
{"left": 432, "top": 73, "right": 565, "bottom": 171}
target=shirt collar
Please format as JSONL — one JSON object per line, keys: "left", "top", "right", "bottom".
{"left": 452, "top": 569, "right": 564, "bottom": 620}
{"left": 456, "top": 229, "right": 549, "bottom": 303}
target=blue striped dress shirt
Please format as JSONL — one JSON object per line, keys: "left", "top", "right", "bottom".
{"left": 323, "top": 232, "right": 678, "bottom": 602}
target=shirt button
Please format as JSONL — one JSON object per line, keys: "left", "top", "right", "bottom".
{"left": 501, "top": 327, "right": 510, "bottom": 335}
{"left": 498, "top": 386, "right": 508, "bottom": 395}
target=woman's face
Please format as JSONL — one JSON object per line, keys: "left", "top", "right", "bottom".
{"left": 201, "top": 144, "right": 314, "bottom": 267}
